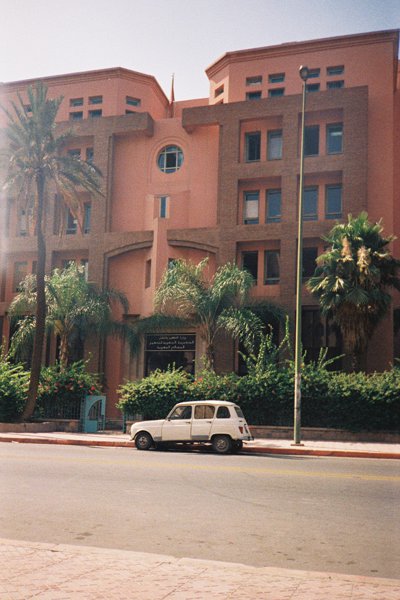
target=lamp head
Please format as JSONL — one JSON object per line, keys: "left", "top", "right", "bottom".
{"left": 299, "top": 65, "right": 309, "bottom": 82}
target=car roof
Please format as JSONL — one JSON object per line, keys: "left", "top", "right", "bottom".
{"left": 173, "top": 400, "right": 237, "bottom": 407}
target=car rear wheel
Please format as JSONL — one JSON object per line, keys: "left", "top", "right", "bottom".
{"left": 232, "top": 440, "right": 243, "bottom": 452}
{"left": 212, "top": 435, "right": 232, "bottom": 454}
{"left": 135, "top": 431, "right": 153, "bottom": 450}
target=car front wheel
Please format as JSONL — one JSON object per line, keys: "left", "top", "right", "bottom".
{"left": 135, "top": 431, "right": 153, "bottom": 450}
{"left": 212, "top": 435, "right": 232, "bottom": 454}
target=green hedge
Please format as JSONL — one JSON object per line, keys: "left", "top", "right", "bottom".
{"left": 0, "top": 357, "right": 29, "bottom": 422}
{"left": 118, "top": 366, "right": 400, "bottom": 432}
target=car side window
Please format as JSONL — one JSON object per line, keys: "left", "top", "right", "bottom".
{"left": 194, "top": 405, "right": 215, "bottom": 419}
{"left": 170, "top": 406, "right": 192, "bottom": 419}
{"left": 216, "top": 406, "right": 230, "bottom": 419}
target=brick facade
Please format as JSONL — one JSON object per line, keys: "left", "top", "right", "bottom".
{"left": 0, "top": 30, "right": 399, "bottom": 419}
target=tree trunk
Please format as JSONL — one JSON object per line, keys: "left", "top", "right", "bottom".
{"left": 22, "top": 174, "right": 46, "bottom": 420}
{"left": 59, "top": 333, "right": 69, "bottom": 370}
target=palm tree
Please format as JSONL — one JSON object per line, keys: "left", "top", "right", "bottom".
{"left": 154, "top": 258, "right": 282, "bottom": 370}
{"left": 8, "top": 264, "right": 138, "bottom": 370}
{"left": 2, "top": 82, "right": 102, "bottom": 418}
{"left": 307, "top": 212, "right": 400, "bottom": 366}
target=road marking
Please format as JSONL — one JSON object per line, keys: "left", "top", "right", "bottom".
{"left": 3, "top": 450, "right": 400, "bottom": 482}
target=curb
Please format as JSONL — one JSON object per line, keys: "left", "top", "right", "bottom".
{"left": 1, "top": 435, "right": 399, "bottom": 459}
{"left": 0, "top": 436, "right": 135, "bottom": 448}
{"left": 243, "top": 446, "right": 400, "bottom": 460}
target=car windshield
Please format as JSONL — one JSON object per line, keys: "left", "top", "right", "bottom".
{"left": 234, "top": 406, "right": 244, "bottom": 418}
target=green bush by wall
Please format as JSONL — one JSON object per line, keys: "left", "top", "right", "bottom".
{"left": 0, "top": 357, "right": 29, "bottom": 422}
{"left": 118, "top": 365, "right": 400, "bottom": 432}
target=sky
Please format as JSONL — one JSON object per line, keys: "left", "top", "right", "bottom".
{"left": 1, "top": 0, "right": 400, "bottom": 100}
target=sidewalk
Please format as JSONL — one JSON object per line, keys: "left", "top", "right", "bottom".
{"left": 1, "top": 537, "right": 399, "bottom": 599}
{"left": 0, "top": 430, "right": 399, "bottom": 458}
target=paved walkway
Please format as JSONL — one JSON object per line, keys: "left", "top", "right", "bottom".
{"left": 1, "top": 538, "right": 400, "bottom": 599}
{"left": 0, "top": 430, "right": 399, "bottom": 459}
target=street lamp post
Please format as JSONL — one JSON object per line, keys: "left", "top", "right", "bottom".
{"left": 293, "top": 65, "right": 309, "bottom": 446}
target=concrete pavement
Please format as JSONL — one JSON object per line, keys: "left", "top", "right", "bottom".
{"left": 1, "top": 537, "right": 400, "bottom": 599}
{"left": 0, "top": 430, "right": 399, "bottom": 459}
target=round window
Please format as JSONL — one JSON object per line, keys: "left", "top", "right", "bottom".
{"left": 157, "top": 145, "right": 184, "bottom": 173}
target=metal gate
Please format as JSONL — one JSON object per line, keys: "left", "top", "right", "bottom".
{"left": 81, "top": 395, "right": 106, "bottom": 433}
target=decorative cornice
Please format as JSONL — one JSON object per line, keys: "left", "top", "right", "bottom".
{"left": 206, "top": 29, "right": 399, "bottom": 78}
{"left": 0, "top": 67, "right": 169, "bottom": 105}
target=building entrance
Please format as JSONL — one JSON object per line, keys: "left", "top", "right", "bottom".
{"left": 145, "top": 333, "right": 196, "bottom": 376}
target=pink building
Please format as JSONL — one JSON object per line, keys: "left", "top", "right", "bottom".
{"left": 1, "top": 30, "right": 399, "bottom": 424}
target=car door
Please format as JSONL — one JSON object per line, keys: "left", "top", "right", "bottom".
{"left": 161, "top": 405, "right": 193, "bottom": 441}
{"left": 191, "top": 404, "right": 215, "bottom": 441}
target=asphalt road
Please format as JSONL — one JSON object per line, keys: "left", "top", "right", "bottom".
{"left": 1, "top": 443, "right": 399, "bottom": 579}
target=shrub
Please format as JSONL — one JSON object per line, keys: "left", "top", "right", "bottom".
{"left": 118, "top": 363, "right": 400, "bottom": 432}
{"left": 189, "top": 370, "right": 241, "bottom": 403}
{"left": 117, "top": 368, "right": 192, "bottom": 419}
{"left": 0, "top": 351, "right": 29, "bottom": 422}
{"left": 36, "top": 360, "right": 101, "bottom": 419}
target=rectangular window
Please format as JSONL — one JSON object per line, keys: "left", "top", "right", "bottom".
{"left": 89, "top": 95, "right": 103, "bottom": 105}
{"left": 266, "top": 189, "right": 281, "bottom": 223}
{"left": 62, "top": 259, "right": 75, "bottom": 269}
{"left": 242, "top": 251, "right": 258, "bottom": 284}
{"left": 83, "top": 203, "right": 91, "bottom": 233}
{"left": 268, "top": 88, "right": 284, "bottom": 97}
{"left": 195, "top": 405, "right": 215, "bottom": 419}
{"left": 246, "top": 91, "right": 262, "bottom": 100}
{"left": 327, "top": 123, "right": 343, "bottom": 154}
{"left": 306, "top": 83, "right": 320, "bottom": 92}
{"left": 66, "top": 209, "right": 77, "bottom": 234}
{"left": 267, "top": 130, "right": 282, "bottom": 160}
{"left": 69, "top": 111, "right": 83, "bottom": 120}
{"left": 145, "top": 259, "right": 151, "bottom": 288}
{"left": 126, "top": 96, "right": 141, "bottom": 106}
{"left": 268, "top": 73, "right": 285, "bottom": 83}
{"left": 214, "top": 84, "right": 224, "bottom": 97}
{"left": 307, "top": 68, "right": 320, "bottom": 78}
{"left": 70, "top": 98, "right": 83, "bottom": 107}
{"left": 264, "top": 250, "right": 280, "bottom": 285}
{"left": 325, "top": 185, "right": 342, "bottom": 219}
{"left": 89, "top": 109, "right": 102, "bottom": 118}
{"left": 245, "top": 132, "right": 261, "bottom": 162}
{"left": 243, "top": 191, "right": 259, "bottom": 224}
{"left": 246, "top": 75, "right": 262, "bottom": 86}
{"left": 80, "top": 259, "right": 89, "bottom": 281}
{"left": 68, "top": 148, "right": 81, "bottom": 158}
{"left": 327, "top": 80, "right": 344, "bottom": 89}
{"left": 13, "top": 261, "right": 27, "bottom": 292}
{"left": 19, "top": 210, "right": 28, "bottom": 236}
{"left": 304, "top": 125, "right": 319, "bottom": 156}
{"left": 159, "top": 195, "right": 169, "bottom": 218}
{"left": 327, "top": 65, "right": 344, "bottom": 76}
{"left": 168, "top": 258, "right": 177, "bottom": 269}
{"left": 86, "top": 147, "right": 94, "bottom": 162}
{"left": 303, "top": 187, "right": 318, "bottom": 221}
{"left": 302, "top": 247, "right": 318, "bottom": 279}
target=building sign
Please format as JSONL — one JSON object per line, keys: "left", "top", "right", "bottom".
{"left": 146, "top": 334, "right": 196, "bottom": 352}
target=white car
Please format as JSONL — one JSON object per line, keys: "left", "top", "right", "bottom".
{"left": 130, "top": 400, "right": 253, "bottom": 454}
